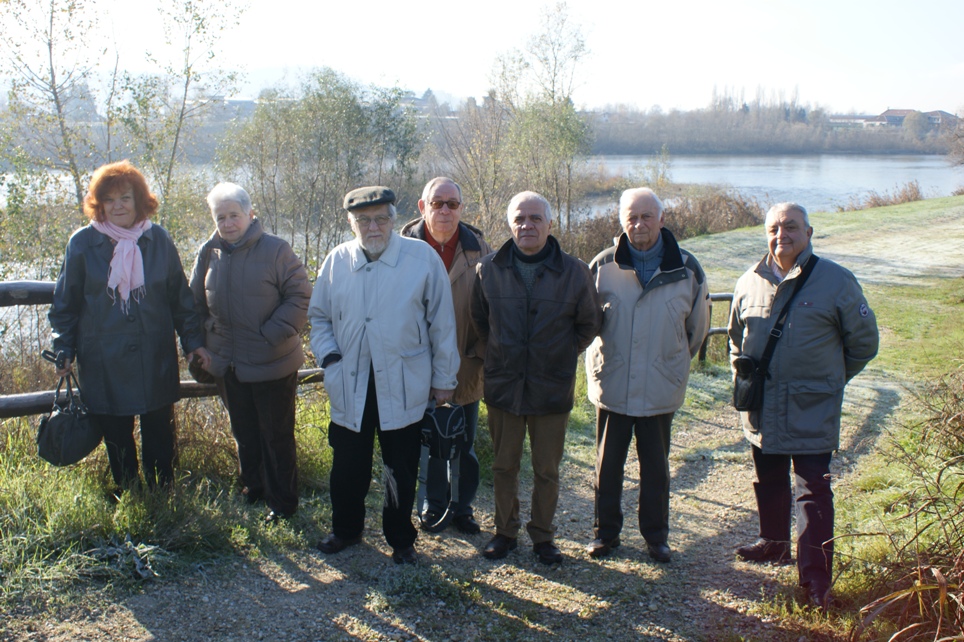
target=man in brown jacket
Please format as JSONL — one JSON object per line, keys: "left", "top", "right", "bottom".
{"left": 401, "top": 177, "right": 493, "bottom": 535}
{"left": 471, "top": 191, "right": 601, "bottom": 565}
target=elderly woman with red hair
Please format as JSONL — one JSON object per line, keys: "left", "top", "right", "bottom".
{"left": 48, "top": 160, "right": 210, "bottom": 490}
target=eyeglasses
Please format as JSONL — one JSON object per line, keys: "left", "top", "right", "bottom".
{"left": 429, "top": 200, "right": 461, "bottom": 211}
{"left": 352, "top": 214, "right": 393, "bottom": 227}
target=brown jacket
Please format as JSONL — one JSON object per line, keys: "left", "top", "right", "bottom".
{"left": 190, "top": 219, "right": 312, "bottom": 383}
{"left": 401, "top": 219, "right": 493, "bottom": 406}
{"left": 471, "top": 235, "right": 602, "bottom": 415}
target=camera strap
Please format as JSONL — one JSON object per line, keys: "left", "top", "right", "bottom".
{"left": 757, "top": 254, "right": 819, "bottom": 374}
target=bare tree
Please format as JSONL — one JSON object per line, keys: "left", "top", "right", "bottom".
{"left": 116, "top": 0, "right": 242, "bottom": 230}
{"left": 0, "top": 0, "right": 101, "bottom": 210}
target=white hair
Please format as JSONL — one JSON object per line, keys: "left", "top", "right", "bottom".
{"left": 421, "top": 177, "right": 462, "bottom": 202}
{"left": 619, "top": 187, "right": 664, "bottom": 217}
{"left": 506, "top": 191, "right": 552, "bottom": 225}
{"left": 207, "top": 182, "right": 252, "bottom": 215}
{"left": 766, "top": 202, "right": 810, "bottom": 227}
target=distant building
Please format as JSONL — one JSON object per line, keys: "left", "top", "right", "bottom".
{"left": 828, "top": 108, "right": 959, "bottom": 129}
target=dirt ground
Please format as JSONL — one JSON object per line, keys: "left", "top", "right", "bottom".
{"left": 5, "top": 201, "right": 962, "bottom": 641}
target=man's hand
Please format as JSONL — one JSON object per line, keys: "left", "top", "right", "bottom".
{"left": 431, "top": 388, "right": 455, "bottom": 405}
{"left": 55, "top": 358, "right": 73, "bottom": 377}
{"left": 187, "top": 347, "right": 213, "bottom": 371}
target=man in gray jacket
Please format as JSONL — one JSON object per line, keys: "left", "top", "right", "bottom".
{"left": 585, "top": 188, "right": 709, "bottom": 563}
{"left": 309, "top": 186, "right": 459, "bottom": 565}
{"left": 728, "top": 202, "right": 879, "bottom": 610}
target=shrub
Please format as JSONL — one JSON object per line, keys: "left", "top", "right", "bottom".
{"left": 851, "top": 365, "right": 964, "bottom": 640}
{"left": 835, "top": 180, "right": 925, "bottom": 212}
{"left": 664, "top": 189, "right": 765, "bottom": 239}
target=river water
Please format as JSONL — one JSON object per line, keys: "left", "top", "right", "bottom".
{"left": 590, "top": 154, "right": 964, "bottom": 213}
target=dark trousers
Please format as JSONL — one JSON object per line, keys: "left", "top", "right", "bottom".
{"left": 92, "top": 405, "right": 176, "bottom": 489}
{"left": 593, "top": 408, "right": 674, "bottom": 545}
{"left": 222, "top": 369, "right": 299, "bottom": 515}
{"left": 328, "top": 369, "right": 421, "bottom": 550}
{"left": 422, "top": 400, "right": 480, "bottom": 518}
{"left": 752, "top": 446, "right": 834, "bottom": 589}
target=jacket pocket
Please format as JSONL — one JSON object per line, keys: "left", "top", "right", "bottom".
{"left": 786, "top": 379, "right": 844, "bottom": 442}
{"left": 323, "top": 359, "right": 347, "bottom": 417}
{"left": 400, "top": 346, "right": 432, "bottom": 411}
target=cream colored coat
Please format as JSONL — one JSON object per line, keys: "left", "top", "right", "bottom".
{"left": 586, "top": 230, "right": 710, "bottom": 417}
{"left": 308, "top": 232, "right": 459, "bottom": 432}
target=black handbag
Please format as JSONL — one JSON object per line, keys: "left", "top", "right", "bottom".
{"left": 36, "top": 371, "right": 103, "bottom": 466}
{"left": 733, "top": 255, "right": 819, "bottom": 411}
{"left": 416, "top": 401, "right": 468, "bottom": 533}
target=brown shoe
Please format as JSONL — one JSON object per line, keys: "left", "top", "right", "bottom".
{"left": 587, "top": 537, "right": 620, "bottom": 558}
{"left": 316, "top": 533, "right": 362, "bottom": 555}
{"left": 482, "top": 534, "right": 518, "bottom": 560}
{"left": 736, "top": 538, "right": 791, "bottom": 564}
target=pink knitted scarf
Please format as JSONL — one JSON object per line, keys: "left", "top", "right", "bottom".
{"left": 91, "top": 219, "right": 152, "bottom": 313}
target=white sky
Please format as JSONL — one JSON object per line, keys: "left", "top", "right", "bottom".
{"left": 100, "top": 0, "right": 964, "bottom": 114}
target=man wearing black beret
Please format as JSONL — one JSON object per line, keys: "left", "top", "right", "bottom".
{"left": 308, "top": 186, "right": 459, "bottom": 564}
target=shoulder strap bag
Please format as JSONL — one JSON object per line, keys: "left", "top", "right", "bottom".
{"left": 733, "top": 255, "right": 819, "bottom": 411}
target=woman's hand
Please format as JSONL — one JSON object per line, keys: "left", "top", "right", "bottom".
{"left": 187, "top": 347, "right": 213, "bottom": 372}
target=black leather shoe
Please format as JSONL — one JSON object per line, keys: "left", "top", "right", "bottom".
{"left": 482, "top": 534, "right": 518, "bottom": 560}
{"left": 807, "top": 585, "right": 832, "bottom": 612}
{"left": 533, "top": 540, "right": 563, "bottom": 565}
{"left": 453, "top": 514, "right": 481, "bottom": 535}
{"left": 420, "top": 510, "right": 448, "bottom": 533}
{"left": 736, "top": 538, "right": 791, "bottom": 564}
{"left": 647, "top": 542, "right": 672, "bottom": 563}
{"left": 316, "top": 533, "right": 362, "bottom": 554}
{"left": 391, "top": 545, "right": 418, "bottom": 565}
{"left": 587, "top": 536, "right": 620, "bottom": 558}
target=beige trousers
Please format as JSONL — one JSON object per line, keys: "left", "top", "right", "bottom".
{"left": 487, "top": 406, "right": 569, "bottom": 544}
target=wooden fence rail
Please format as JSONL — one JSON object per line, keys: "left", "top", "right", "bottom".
{"left": 0, "top": 280, "right": 732, "bottom": 419}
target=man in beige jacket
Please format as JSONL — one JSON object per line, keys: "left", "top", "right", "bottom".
{"left": 401, "top": 177, "right": 493, "bottom": 535}
{"left": 585, "top": 188, "right": 709, "bottom": 563}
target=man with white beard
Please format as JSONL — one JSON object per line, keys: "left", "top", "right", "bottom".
{"left": 309, "top": 186, "right": 459, "bottom": 565}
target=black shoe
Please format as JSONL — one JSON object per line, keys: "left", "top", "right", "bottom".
{"left": 317, "top": 533, "right": 362, "bottom": 555}
{"left": 453, "top": 514, "right": 481, "bottom": 535}
{"left": 807, "top": 585, "right": 832, "bottom": 612}
{"left": 263, "top": 510, "right": 292, "bottom": 525}
{"left": 482, "top": 534, "right": 518, "bottom": 560}
{"left": 647, "top": 542, "right": 672, "bottom": 563}
{"left": 736, "top": 538, "right": 791, "bottom": 564}
{"left": 533, "top": 540, "right": 563, "bottom": 565}
{"left": 419, "top": 509, "right": 450, "bottom": 533}
{"left": 587, "top": 536, "right": 620, "bottom": 558}
{"left": 391, "top": 545, "right": 418, "bottom": 565}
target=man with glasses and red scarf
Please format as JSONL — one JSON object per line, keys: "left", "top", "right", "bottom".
{"left": 401, "top": 178, "right": 493, "bottom": 536}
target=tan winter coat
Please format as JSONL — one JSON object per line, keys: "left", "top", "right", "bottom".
{"left": 400, "top": 219, "right": 493, "bottom": 406}
{"left": 586, "top": 230, "right": 710, "bottom": 417}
